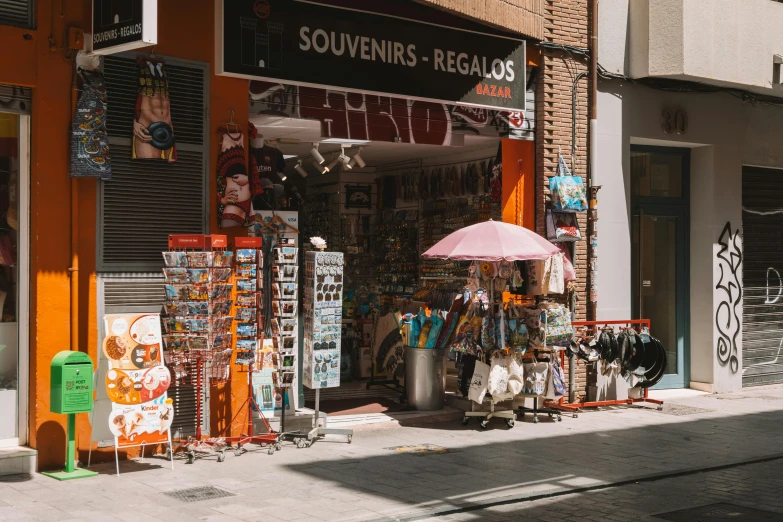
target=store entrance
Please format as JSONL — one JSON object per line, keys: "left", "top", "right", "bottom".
{"left": 631, "top": 146, "right": 690, "bottom": 389}
{"left": 0, "top": 112, "right": 29, "bottom": 446}
{"left": 252, "top": 115, "right": 504, "bottom": 416}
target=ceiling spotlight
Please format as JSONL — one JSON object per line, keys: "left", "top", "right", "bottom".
{"left": 347, "top": 147, "right": 366, "bottom": 169}
{"left": 295, "top": 160, "right": 308, "bottom": 178}
{"left": 279, "top": 173, "right": 287, "bottom": 182}
{"left": 310, "top": 143, "right": 325, "bottom": 164}
{"left": 338, "top": 147, "right": 352, "bottom": 169}
{"left": 326, "top": 156, "right": 341, "bottom": 172}
{"left": 314, "top": 161, "right": 329, "bottom": 175}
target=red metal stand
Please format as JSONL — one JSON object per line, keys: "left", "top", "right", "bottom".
{"left": 544, "top": 319, "right": 664, "bottom": 413}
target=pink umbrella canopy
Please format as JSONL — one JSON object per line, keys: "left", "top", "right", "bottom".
{"left": 422, "top": 220, "right": 560, "bottom": 262}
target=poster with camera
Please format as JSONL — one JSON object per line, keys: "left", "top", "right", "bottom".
{"left": 303, "top": 251, "right": 344, "bottom": 389}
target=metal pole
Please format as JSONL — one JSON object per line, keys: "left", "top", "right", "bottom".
{"left": 66, "top": 413, "right": 76, "bottom": 473}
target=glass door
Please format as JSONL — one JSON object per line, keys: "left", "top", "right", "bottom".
{"left": 631, "top": 148, "right": 690, "bottom": 388}
{"left": 0, "top": 111, "right": 28, "bottom": 446}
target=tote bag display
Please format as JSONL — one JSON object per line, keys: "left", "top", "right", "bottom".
{"left": 523, "top": 362, "right": 549, "bottom": 396}
{"left": 546, "top": 210, "right": 582, "bottom": 242}
{"left": 488, "top": 354, "right": 513, "bottom": 400}
{"left": 468, "top": 359, "right": 491, "bottom": 404}
{"left": 550, "top": 155, "right": 588, "bottom": 212}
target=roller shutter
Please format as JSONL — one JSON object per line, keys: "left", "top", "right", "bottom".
{"left": 99, "top": 54, "right": 209, "bottom": 272}
{"left": 0, "top": 0, "right": 34, "bottom": 29}
{"left": 741, "top": 166, "right": 783, "bottom": 386}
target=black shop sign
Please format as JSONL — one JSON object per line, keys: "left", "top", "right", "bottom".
{"left": 217, "top": 0, "right": 526, "bottom": 112}
{"left": 92, "top": 0, "right": 157, "bottom": 54}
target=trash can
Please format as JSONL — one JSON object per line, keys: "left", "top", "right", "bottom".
{"left": 405, "top": 347, "right": 446, "bottom": 411}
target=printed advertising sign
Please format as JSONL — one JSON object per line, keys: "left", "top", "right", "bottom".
{"left": 217, "top": 0, "right": 526, "bottom": 112}
{"left": 91, "top": 0, "right": 158, "bottom": 54}
{"left": 103, "top": 314, "right": 173, "bottom": 448}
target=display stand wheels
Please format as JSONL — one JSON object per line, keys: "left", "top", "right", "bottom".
{"left": 462, "top": 398, "right": 516, "bottom": 429}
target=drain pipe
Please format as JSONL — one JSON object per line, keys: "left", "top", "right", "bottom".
{"left": 588, "top": 0, "right": 600, "bottom": 319}
{"left": 70, "top": 62, "right": 79, "bottom": 353}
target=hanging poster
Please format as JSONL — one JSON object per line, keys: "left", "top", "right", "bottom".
{"left": 69, "top": 69, "right": 111, "bottom": 180}
{"left": 103, "top": 313, "right": 174, "bottom": 449}
{"left": 217, "top": 129, "right": 251, "bottom": 228}
{"left": 132, "top": 56, "right": 177, "bottom": 162}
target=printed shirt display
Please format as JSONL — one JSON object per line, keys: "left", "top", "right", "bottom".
{"left": 249, "top": 144, "right": 286, "bottom": 197}
{"left": 70, "top": 69, "right": 110, "bottom": 179}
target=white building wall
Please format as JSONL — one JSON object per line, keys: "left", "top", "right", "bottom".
{"left": 601, "top": 0, "right": 783, "bottom": 96}
{"left": 596, "top": 76, "right": 783, "bottom": 392}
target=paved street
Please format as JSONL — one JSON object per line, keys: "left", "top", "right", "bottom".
{"left": 2, "top": 387, "right": 783, "bottom": 521}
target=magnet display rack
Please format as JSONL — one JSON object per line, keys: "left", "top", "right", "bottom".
{"left": 300, "top": 249, "right": 353, "bottom": 446}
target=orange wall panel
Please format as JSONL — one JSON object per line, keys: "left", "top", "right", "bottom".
{"left": 501, "top": 138, "right": 535, "bottom": 228}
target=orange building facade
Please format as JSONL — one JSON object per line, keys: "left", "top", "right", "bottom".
{"left": 0, "top": 0, "right": 542, "bottom": 472}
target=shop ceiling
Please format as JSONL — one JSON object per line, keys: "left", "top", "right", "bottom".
{"left": 250, "top": 115, "right": 500, "bottom": 170}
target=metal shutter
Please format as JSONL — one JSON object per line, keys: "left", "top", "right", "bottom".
{"left": 99, "top": 55, "right": 209, "bottom": 272}
{"left": 97, "top": 273, "right": 208, "bottom": 436}
{"left": 0, "top": 83, "right": 31, "bottom": 114}
{"left": 742, "top": 166, "right": 783, "bottom": 386}
{"left": 0, "top": 0, "right": 33, "bottom": 28}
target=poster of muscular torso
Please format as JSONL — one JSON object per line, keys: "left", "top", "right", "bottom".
{"left": 133, "top": 56, "right": 177, "bottom": 162}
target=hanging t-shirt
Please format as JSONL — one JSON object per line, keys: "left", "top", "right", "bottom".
{"left": 249, "top": 144, "right": 286, "bottom": 197}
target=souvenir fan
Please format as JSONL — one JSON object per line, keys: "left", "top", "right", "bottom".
{"left": 480, "top": 262, "right": 497, "bottom": 280}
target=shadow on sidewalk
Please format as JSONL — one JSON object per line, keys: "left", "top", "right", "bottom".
{"left": 281, "top": 407, "right": 783, "bottom": 520}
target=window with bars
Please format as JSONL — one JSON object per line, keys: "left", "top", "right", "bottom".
{"left": 0, "top": 0, "right": 34, "bottom": 29}
{"left": 99, "top": 54, "right": 209, "bottom": 273}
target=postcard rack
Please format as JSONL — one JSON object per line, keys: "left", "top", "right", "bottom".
{"left": 162, "top": 234, "right": 237, "bottom": 463}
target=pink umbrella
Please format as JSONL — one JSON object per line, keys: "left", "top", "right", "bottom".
{"left": 422, "top": 220, "right": 559, "bottom": 262}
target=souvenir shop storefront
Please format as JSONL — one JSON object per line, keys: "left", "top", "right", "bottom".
{"left": 217, "top": 0, "right": 540, "bottom": 415}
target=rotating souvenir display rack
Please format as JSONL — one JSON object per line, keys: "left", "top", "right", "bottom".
{"left": 299, "top": 248, "right": 353, "bottom": 446}
{"left": 161, "top": 234, "right": 236, "bottom": 462}
{"left": 551, "top": 319, "right": 664, "bottom": 412}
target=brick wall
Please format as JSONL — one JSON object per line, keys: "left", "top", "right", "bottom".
{"left": 536, "top": 0, "right": 591, "bottom": 399}
{"left": 415, "top": 0, "right": 544, "bottom": 39}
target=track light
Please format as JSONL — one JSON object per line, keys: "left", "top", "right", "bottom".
{"left": 310, "top": 143, "right": 325, "bottom": 164}
{"left": 314, "top": 161, "right": 329, "bottom": 175}
{"left": 325, "top": 155, "right": 340, "bottom": 172}
{"left": 338, "top": 147, "right": 352, "bottom": 169}
{"left": 295, "top": 160, "right": 308, "bottom": 178}
{"left": 279, "top": 173, "right": 287, "bottom": 182}
{"left": 347, "top": 147, "right": 366, "bottom": 169}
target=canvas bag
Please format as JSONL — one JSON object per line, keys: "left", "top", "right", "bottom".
{"left": 550, "top": 154, "right": 588, "bottom": 212}
{"left": 546, "top": 210, "right": 582, "bottom": 242}
{"left": 507, "top": 356, "right": 525, "bottom": 396}
{"left": 542, "top": 304, "right": 572, "bottom": 347}
{"left": 523, "top": 362, "right": 549, "bottom": 396}
{"left": 468, "top": 359, "right": 491, "bottom": 404}
{"left": 488, "top": 353, "right": 513, "bottom": 400}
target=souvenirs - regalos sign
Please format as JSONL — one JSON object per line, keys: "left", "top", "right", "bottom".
{"left": 91, "top": 0, "right": 157, "bottom": 55}
{"left": 216, "top": 0, "right": 526, "bottom": 112}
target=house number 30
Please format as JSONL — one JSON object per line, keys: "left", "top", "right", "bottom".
{"left": 662, "top": 109, "right": 687, "bottom": 135}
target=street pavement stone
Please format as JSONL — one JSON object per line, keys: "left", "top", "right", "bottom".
{"left": 2, "top": 387, "right": 783, "bottom": 520}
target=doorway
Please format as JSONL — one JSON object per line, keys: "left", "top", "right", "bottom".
{"left": 0, "top": 112, "right": 30, "bottom": 446}
{"left": 631, "top": 146, "right": 690, "bottom": 389}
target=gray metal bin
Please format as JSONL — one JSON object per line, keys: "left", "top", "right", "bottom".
{"left": 405, "top": 347, "right": 446, "bottom": 411}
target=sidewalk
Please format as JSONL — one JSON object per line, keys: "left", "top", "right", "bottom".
{"left": 2, "top": 386, "right": 783, "bottom": 521}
